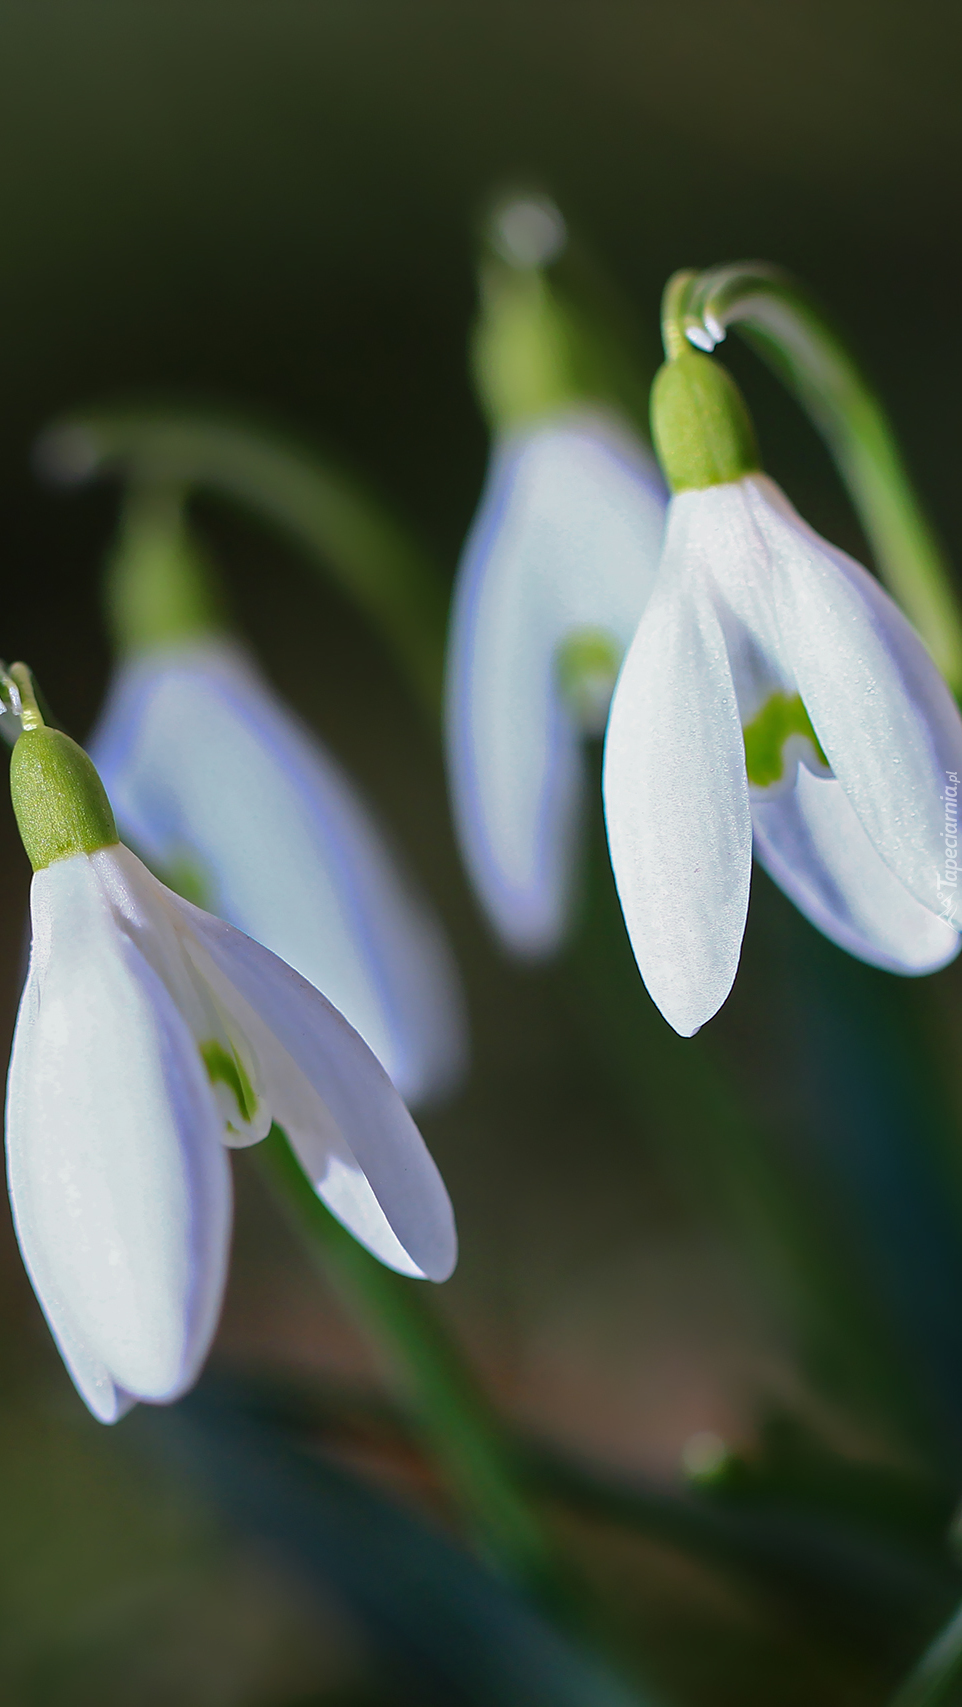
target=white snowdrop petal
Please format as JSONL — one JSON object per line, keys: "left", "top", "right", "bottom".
{"left": 92, "top": 640, "right": 465, "bottom": 1106}
{"left": 164, "top": 892, "right": 457, "bottom": 1281}
{"left": 34, "top": 1281, "right": 133, "bottom": 1424}
{"left": 6, "top": 855, "right": 232, "bottom": 1409}
{"left": 603, "top": 515, "right": 752, "bottom": 1035}
{"left": 445, "top": 411, "right": 665, "bottom": 954}
{"left": 752, "top": 767, "right": 961, "bottom": 974}
{"left": 746, "top": 475, "right": 962, "bottom": 917}
{"left": 6, "top": 957, "right": 132, "bottom": 1422}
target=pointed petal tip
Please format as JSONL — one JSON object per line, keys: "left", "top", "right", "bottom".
{"left": 649, "top": 985, "right": 720, "bottom": 1039}
{"left": 161, "top": 879, "right": 461, "bottom": 1290}
{"left": 491, "top": 907, "right": 567, "bottom": 962}
{"left": 672, "top": 1016, "right": 704, "bottom": 1040}
{"left": 307, "top": 1145, "right": 459, "bottom": 1284}
{"left": 419, "top": 1223, "right": 459, "bottom": 1284}
{"left": 380, "top": 1226, "right": 458, "bottom": 1283}
{"left": 906, "top": 930, "right": 962, "bottom": 976}
{"left": 100, "top": 1386, "right": 139, "bottom": 1425}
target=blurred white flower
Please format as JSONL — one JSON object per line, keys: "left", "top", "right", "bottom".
{"left": 8, "top": 821, "right": 457, "bottom": 1424}
{"left": 91, "top": 639, "right": 466, "bottom": 1107}
{"left": 445, "top": 409, "right": 665, "bottom": 954}
{"left": 604, "top": 473, "right": 962, "bottom": 1037}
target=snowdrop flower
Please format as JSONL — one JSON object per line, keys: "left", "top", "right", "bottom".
{"left": 604, "top": 345, "right": 962, "bottom": 1036}
{"left": 90, "top": 488, "right": 465, "bottom": 1108}
{"left": 4, "top": 671, "right": 456, "bottom": 1423}
{"left": 446, "top": 410, "right": 665, "bottom": 954}
{"left": 446, "top": 199, "right": 666, "bottom": 953}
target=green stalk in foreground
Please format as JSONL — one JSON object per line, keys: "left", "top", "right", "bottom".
{"left": 254, "top": 1125, "right": 571, "bottom": 1611}
{"left": 889, "top": 1600, "right": 962, "bottom": 1707}
{"left": 675, "top": 262, "right": 962, "bottom": 691}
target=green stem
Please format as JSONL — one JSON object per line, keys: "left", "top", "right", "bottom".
{"left": 681, "top": 263, "right": 962, "bottom": 691}
{"left": 38, "top": 407, "right": 449, "bottom": 716}
{"left": 105, "top": 481, "right": 230, "bottom": 652}
{"left": 253, "top": 1126, "right": 570, "bottom": 1610}
{"left": 889, "top": 1601, "right": 962, "bottom": 1707}
{"left": 659, "top": 269, "right": 699, "bottom": 362}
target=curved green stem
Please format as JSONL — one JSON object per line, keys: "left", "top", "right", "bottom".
{"left": 889, "top": 1600, "right": 962, "bottom": 1706}
{"left": 659, "top": 269, "right": 699, "bottom": 363}
{"left": 681, "top": 263, "right": 962, "bottom": 691}
{"left": 38, "top": 407, "right": 449, "bottom": 716}
{"left": 253, "top": 1126, "right": 571, "bottom": 1611}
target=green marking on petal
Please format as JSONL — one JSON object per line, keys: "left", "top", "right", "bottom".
{"left": 161, "top": 850, "right": 215, "bottom": 909}
{"left": 200, "top": 1038, "right": 259, "bottom": 1127}
{"left": 556, "top": 627, "right": 623, "bottom": 732}
{"left": 743, "top": 692, "right": 828, "bottom": 788}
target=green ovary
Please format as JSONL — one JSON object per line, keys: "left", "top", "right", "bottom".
{"left": 200, "top": 1039, "right": 260, "bottom": 1128}
{"left": 742, "top": 692, "right": 828, "bottom": 788}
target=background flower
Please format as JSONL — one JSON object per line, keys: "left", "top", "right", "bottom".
{"left": 446, "top": 408, "right": 664, "bottom": 953}
{"left": 94, "top": 635, "right": 467, "bottom": 1107}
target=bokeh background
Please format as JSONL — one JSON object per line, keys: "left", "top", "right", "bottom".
{"left": 2, "top": 6, "right": 962, "bottom": 1704}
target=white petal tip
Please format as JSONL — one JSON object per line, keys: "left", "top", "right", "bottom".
{"left": 644, "top": 976, "right": 736, "bottom": 1037}
{"left": 102, "top": 1387, "right": 139, "bottom": 1425}
{"left": 470, "top": 872, "right": 572, "bottom": 962}
{"left": 421, "top": 1236, "right": 459, "bottom": 1284}
{"left": 660, "top": 1008, "right": 708, "bottom": 1040}
{"left": 884, "top": 921, "right": 962, "bottom": 977}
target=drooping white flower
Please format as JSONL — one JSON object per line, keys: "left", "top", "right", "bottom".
{"left": 92, "top": 637, "right": 466, "bottom": 1107}
{"left": 604, "top": 350, "right": 962, "bottom": 1036}
{"left": 445, "top": 409, "right": 665, "bottom": 954}
{"left": 5, "top": 704, "right": 456, "bottom": 1423}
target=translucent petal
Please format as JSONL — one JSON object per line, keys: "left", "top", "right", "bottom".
{"left": 92, "top": 639, "right": 466, "bottom": 1106}
{"left": 752, "top": 767, "right": 961, "bottom": 974}
{"left": 92, "top": 844, "right": 272, "bottom": 1147}
{"left": 603, "top": 511, "right": 752, "bottom": 1036}
{"left": 746, "top": 476, "right": 962, "bottom": 919}
{"left": 5, "top": 855, "right": 232, "bottom": 1413}
{"left": 446, "top": 410, "right": 665, "bottom": 954}
{"left": 160, "top": 887, "right": 457, "bottom": 1282}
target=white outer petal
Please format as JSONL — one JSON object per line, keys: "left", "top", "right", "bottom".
{"left": 91, "top": 640, "right": 466, "bottom": 1107}
{"left": 604, "top": 502, "right": 752, "bottom": 1036}
{"left": 6, "top": 854, "right": 231, "bottom": 1417}
{"left": 752, "top": 768, "right": 961, "bottom": 974}
{"left": 446, "top": 410, "right": 665, "bottom": 955}
{"left": 158, "top": 887, "right": 457, "bottom": 1281}
{"left": 745, "top": 475, "right": 962, "bottom": 918}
